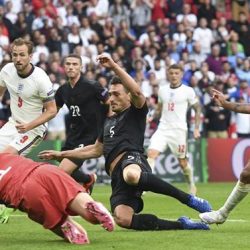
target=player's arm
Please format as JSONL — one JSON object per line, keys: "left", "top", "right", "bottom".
{"left": 0, "top": 86, "right": 6, "bottom": 97}
{"left": 191, "top": 101, "right": 201, "bottom": 139}
{"left": 212, "top": 88, "right": 250, "bottom": 114}
{"left": 97, "top": 54, "right": 146, "bottom": 108}
{"left": 154, "top": 102, "right": 162, "bottom": 119}
{"left": 16, "top": 99, "right": 57, "bottom": 133}
{"left": 38, "top": 140, "right": 103, "bottom": 161}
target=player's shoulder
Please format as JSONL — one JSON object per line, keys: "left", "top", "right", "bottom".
{"left": 180, "top": 84, "right": 195, "bottom": 92}
{"left": 1, "top": 62, "right": 15, "bottom": 72}
{"left": 33, "top": 65, "right": 49, "bottom": 77}
{"left": 79, "top": 77, "right": 97, "bottom": 87}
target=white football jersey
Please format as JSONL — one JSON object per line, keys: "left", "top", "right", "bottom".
{"left": 158, "top": 84, "right": 198, "bottom": 130}
{"left": 0, "top": 63, "right": 54, "bottom": 129}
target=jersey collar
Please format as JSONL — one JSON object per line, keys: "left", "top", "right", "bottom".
{"left": 17, "top": 63, "right": 35, "bottom": 78}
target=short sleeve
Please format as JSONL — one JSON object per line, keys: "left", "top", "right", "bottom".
{"left": 188, "top": 87, "right": 198, "bottom": 106}
{"left": 38, "top": 71, "right": 55, "bottom": 102}
{"left": 93, "top": 82, "right": 109, "bottom": 103}
{"left": 55, "top": 86, "right": 64, "bottom": 108}
{"left": 0, "top": 68, "right": 6, "bottom": 88}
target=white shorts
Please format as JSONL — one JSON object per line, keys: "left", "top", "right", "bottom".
{"left": 0, "top": 119, "right": 46, "bottom": 156}
{"left": 148, "top": 127, "right": 188, "bottom": 159}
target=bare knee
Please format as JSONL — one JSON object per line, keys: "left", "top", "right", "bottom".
{"left": 178, "top": 158, "right": 188, "bottom": 170}
{"left": 147, "top": 149, "right": 159, "bottom": 159}
{"left": 113, "top": 206, "right": 133, "bottom": 228}
{"left": 123, "top": 166, "right": 141, "bottom": 185}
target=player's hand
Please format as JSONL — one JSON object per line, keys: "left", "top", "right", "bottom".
{"left": 193, "top": 128, "right": 200, "bottom": 139}
{"left": 15, "top": 122, "right": 31, "bottom": 133}
{"left": 96, "top": 53, "right": 115, "bottom": 68}
{"left": 211, "top": 89, "right": 226, "bottom": 106}
{"left": 38, "top": 150, "right": 63, "bottom": 161}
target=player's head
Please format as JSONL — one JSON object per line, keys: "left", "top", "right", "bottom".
{"left": 167, "top": 64, "right": 183, "bottom": 87}
{"left": 63, "top": 54, "right": 82, "bottom": 79}
{"left": 11, "top": 38, "right": 34, "bottom": 74}
{"left": 108, "top": 76, "right": 130, "bottom": 113}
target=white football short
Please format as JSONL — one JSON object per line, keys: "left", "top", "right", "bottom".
{"left": 0, "top": 118, "right": 46, "bottom": 155}
{"left": 148, "top": 126, "right": 188, "bottom": 158}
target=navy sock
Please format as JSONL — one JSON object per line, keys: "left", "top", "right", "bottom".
{"left": 137, "top": 172, "right": 189, "bottom": 204}
{"left": 130, "top": 214, "right": 183, "bottom": 230}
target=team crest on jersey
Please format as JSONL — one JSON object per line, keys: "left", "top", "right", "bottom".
{"left": 170, "top": 92, "right": 175, "bottom": 98}
{"left": 17, "top": 83, "right": 24, "bottom": 94}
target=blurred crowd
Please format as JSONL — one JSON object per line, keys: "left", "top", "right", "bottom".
{"left": 0, "top": 0, "right": 250, "bottom": 141}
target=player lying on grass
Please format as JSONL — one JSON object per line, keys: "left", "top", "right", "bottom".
{"left": 0, "top": 153, "right": 114, "bottom": 245}
{"left": 39, "top": 54, "right": 211, "bottom": 231}
{"left": 200, "top": 88, "right": 250, "bottom": 224}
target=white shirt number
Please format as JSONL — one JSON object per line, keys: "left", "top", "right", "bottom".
{"left": 0, "top": 166, "right": 12, "bottom": 181}
{"left": 70, "top": 105, "right": 81, "bottom": 117}
{"left": 110, "top": 126, "right": 115, "bottom": 138}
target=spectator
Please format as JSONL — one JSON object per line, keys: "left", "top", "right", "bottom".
{"left": 46, "top": 28, "right": 62, "bottom": 55}
{"left": 176, "top": 3, "right": 197, "bottom": 28}
{"left": 108, "top": 0, "right": 130, "bottom": 28}
{"left": 188, "top": 41, "right": 207, "bottom": 67}
{"left": 33, "top": 34, "right": 49, "bottom": 65}
{"left": 151, "top": 0, "right": 166, "bottom": 22}
{"left": 205, "top": 43, "right": 223, "bottom": 75}
{"left": 234, "top": 96, "right": 250, "bottom": 138}
{"left": 197, "top": 0, "right": 216, "bottom": 23}
{"left": 166, "top": 0, "right": 183, "bottom": 21}
{"left": 236, "top": 58, "right": 250, "bottom": 85}
{"left": 204, "top": 99, "right": 231, "bottom": 138}
{"left": 193, "top": 17, "right": 214, "bottom": 55}
{"left": 130, "top": 0, "right": 153, "bottom": 37}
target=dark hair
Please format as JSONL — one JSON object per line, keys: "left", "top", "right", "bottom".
{"left": 109, "top": 76, "right": 123, "bottom": 85}
{"left": 109, "top": 76, "right": 129, "bottom": 92}
{"left": 11, "top": 38, "right": 34, "bottom": 54}
{"left": 63, "top": 54, "right": 82, "bottom": 65}
{"left": 168, "top": 64, "right": 183, "bottom": 72}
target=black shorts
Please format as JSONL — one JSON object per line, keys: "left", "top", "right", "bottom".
{"left": 61, "top": 144, "right": 85, "bottom": 168}
{"left": 110, "top": 151, "right": 152, "bottom": 213}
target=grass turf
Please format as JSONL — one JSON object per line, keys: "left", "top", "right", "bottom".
{"left": 1, "top": 183, "right": 250, "bottom": 250}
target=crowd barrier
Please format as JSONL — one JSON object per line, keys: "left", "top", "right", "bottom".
{"left": 27, "top": 138, "right": 250, "bottom": 183}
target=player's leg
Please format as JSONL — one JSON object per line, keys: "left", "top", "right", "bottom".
{"left": 168, "top": 129, "right": 197, "bottom": 195}
{"left": 68, "top": 192, "right": 114, "bottom": 232}
{"left": 147, "top": 149, "right": 160, "bottom": 173}
{"left": 51, "top": 216, "right": 90, "bottom": 245}
{"left": 200, "top": 162, "right": 250, "bottom": 224}
{"left": 112, "top": 191, "right": 209, "bottom": 230}
{"left": 178, "top": 158, "right": 197, "bottom": 195}
{"left": 59, "top": 158, "right": 97, "bottom": 194}
{"left": 121, "top": 153, "right": 212, "bottom": 213}
{"left": 147, "top": 127, "right": 168, "bottom": 173}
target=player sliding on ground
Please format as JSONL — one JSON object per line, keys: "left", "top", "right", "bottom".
{"left": 39, "top": 54, "right": 212, "bottom": 231}
{"left": 0, "top": 153, "right": 114, "bottom": 245}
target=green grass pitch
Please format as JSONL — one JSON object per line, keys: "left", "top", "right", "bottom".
{"left": 1, "top": 183, "right": 250, "bottom": 250}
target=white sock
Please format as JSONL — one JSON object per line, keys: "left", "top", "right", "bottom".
{"left": 219, "top": 181, "right": 248, "bottom": 217}
{"left": 183, "top": 163, "right": 195, "bottom": 187}
{"left": 147, "top": 157, "right": 156, "bottom": 172}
